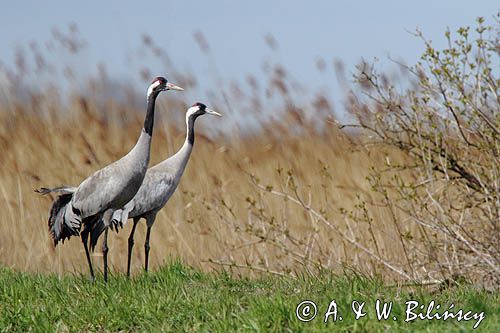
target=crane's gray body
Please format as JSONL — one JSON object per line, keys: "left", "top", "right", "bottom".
{"left": 75, "top": 133, "right": 150, "bottom": 215}
{"left": 41, "top": 78, "right": 175, "bottom": 245}
{"left": 47, "top": 126, "right": 153, "bottom": 244}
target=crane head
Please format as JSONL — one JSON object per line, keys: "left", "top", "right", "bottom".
{"left": 147, "top": 76, "right": 184, "bottom": 99}
{"left": 187, "top": 102, "right": 222, "bottom": 118}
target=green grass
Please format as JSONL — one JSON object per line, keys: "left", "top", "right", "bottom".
{"left": 0, "top": 261, "right": 497, "bottom": 332}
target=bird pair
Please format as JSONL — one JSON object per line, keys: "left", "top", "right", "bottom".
{"left": 37, "top": 76, "right": 221, "bottom": 281}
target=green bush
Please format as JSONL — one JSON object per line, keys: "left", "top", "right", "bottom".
{"left": 346, "top": 15, "right": 499, "bottom": 286}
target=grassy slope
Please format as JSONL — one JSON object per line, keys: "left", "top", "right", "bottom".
{"left": 0, "top": 262, "right": 497, "bottom": 332}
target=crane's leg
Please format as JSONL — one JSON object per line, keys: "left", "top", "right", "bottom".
{"left": 102, "top": 227, "right": 109, "bottom": 282}
{"left": 81, "top": 228, "right": 95, "bottom": 281}
{"left": 127, "top": 217, "right": 140, "bottom": 278}
{"left": 144, "top": 225, "right": 152, "bottom": 273}
{"left": 101, "top": 210, "right": 113, "bottom": 282}
{"left": 144, "top": 213, "right": 157, "bottom": 274}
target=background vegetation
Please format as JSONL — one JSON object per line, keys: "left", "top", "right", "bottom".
{"left": 0, "top": 13, "right": 498, "bottom": 330}
{"left": 0, "top": 14, "right": 498, "bottom": 286}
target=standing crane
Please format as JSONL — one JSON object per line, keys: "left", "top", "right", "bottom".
{"left": 89, "top": 102, "right": 221, "bottom": 276}
{"left": 36, "top": 77, "right": 183, "bottom": 281}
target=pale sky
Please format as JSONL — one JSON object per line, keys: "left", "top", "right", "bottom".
{"left": 1, "top": 1, "right": 498, "bottom": 109}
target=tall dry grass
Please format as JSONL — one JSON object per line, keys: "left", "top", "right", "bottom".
{"left": 0, "top": 92, "right": 401, "bottom": 276}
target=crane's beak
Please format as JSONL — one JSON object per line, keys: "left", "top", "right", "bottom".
{"left": 206, "top": 108, "right": 222, "bottom": 117}
{"left": 166, "top": 82, "right": 184, "bottom": 91}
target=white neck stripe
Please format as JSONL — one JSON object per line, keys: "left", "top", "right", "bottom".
{"left": 146, "top": 80, "right": 162, "bottom": 99}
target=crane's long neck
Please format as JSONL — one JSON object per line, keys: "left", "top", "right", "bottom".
{"left": 180, "top": 114, "right": 197, "bottom": 161}
{"left": 127, "top": 92, "right": 160, "bottom": 168}
{"left": 186, "top": 114, "right": 197, "bottom": 146}
{"left": 143, "top": 92, "right": 159, "bottom": 136}
{"left": 164, "top": 114, "right": 197, "bottom": 174}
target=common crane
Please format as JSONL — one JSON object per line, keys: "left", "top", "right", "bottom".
{"left": 89, "top": 102, "right": 221, "bottom": 276}
{"left": 36, "top": 77, "right": 183, "bottom": 281}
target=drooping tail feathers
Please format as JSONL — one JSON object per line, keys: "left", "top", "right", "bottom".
{"left": 47, "top": 193, "right": 82, "bottom": 245}
{"left": 37, "top": 186, "right": 82, "bottom": 245}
